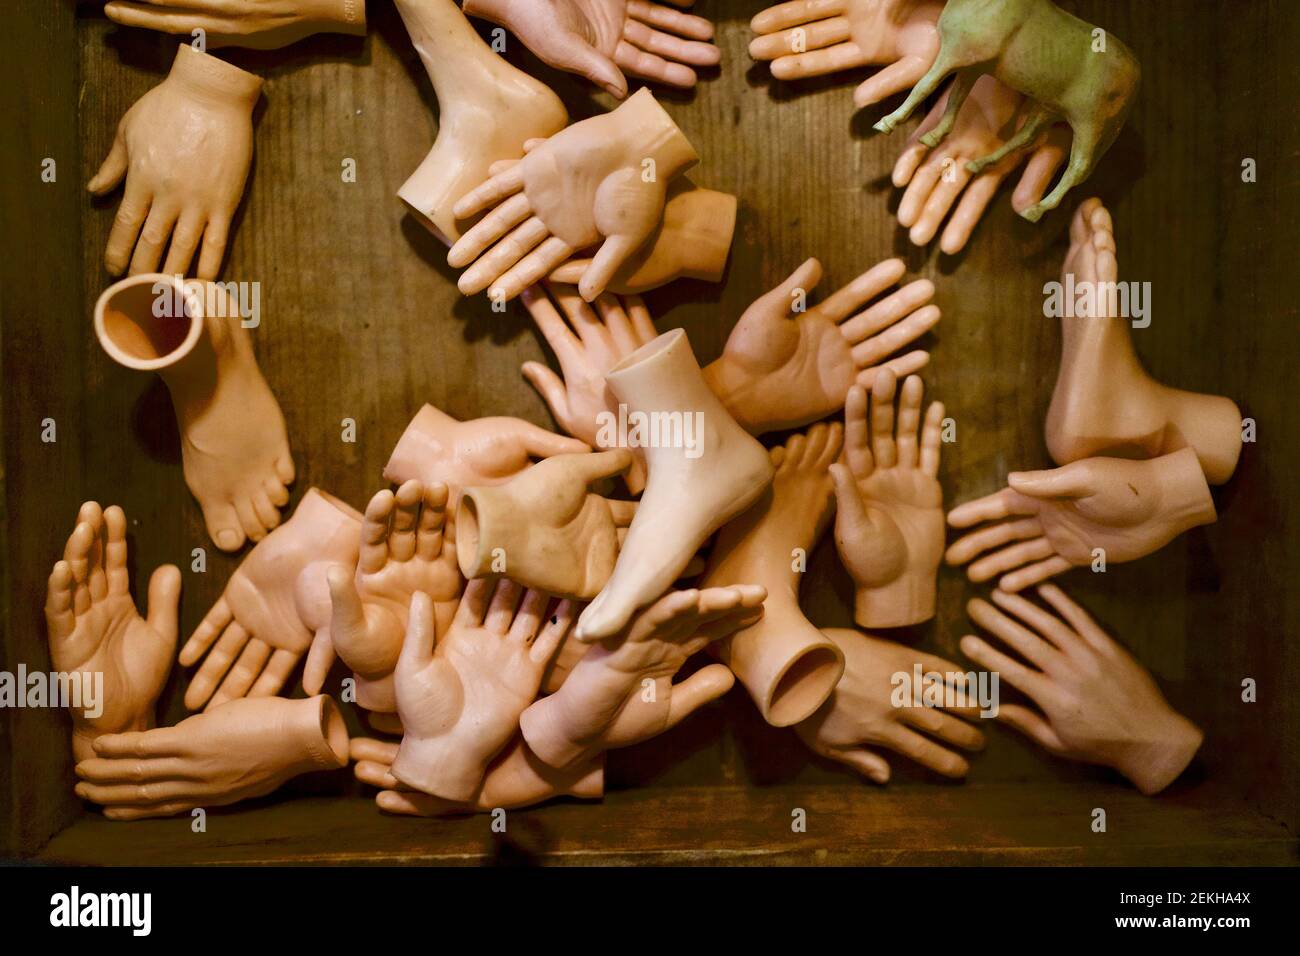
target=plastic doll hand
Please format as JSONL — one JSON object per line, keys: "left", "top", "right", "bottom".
{"left": 464, "top": 0, "right": 718, "bottom": 98}
{"left": 830, "top": 371, "right": 943, "bottom": 628}
{"left": 103, "top": 0, "right": 366, "bottom": 50}
{"left": 520, "top": 284, "right": 659, "bottom": 490}
{"left": 351, "top": 735, "right": 603, "bottom": 816}
{"left": 520, "top": 585, "right": 765, "bottom": 769}
{"left": 457, "top": 451, "right": 637, "bottom": 600}
{"left": 961, "top": 585, "right": 1202, "bottom": 795}
{"left": 795, "top": 628, "right": 985, "bottom": 783}
{"left": 74, "top": 695, "right": 349, "bottom": 820}
{"left": 179, "top": 489, "right": 362, "bottom": 711}
{"left": 750, "top": 0, "right": 942, "bottom": 109}
{"left": 548, "top": 182, "right": 737, "bottom": 293}
{"left": 946, "top": 448, "right": 1218, "bottom": 593}
{"left": 45, "top": 503, "right": 182, "bottom": 762}
{"left": 302, "top": 480, "right": 462, "bottom": 696}
{"left": 703, "top": 257, "right": 939, "bottom": 434}
{"left": 391, "top": 586, "right": 574, "bottom": 801}
{"left": 891, "top": 75, "right": 1070, "bottom": 254}
{"left": 88, "top": 45, "right": 261, "bottom": 280}
{"left": 449, "top": 89, "right": 699, "bottom": 302}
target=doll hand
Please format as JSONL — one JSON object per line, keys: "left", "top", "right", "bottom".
{"left": 946, "top": 448, "right": 1218, "bottom": 593}
{"left": 796, "top": 628, "right": 985, "bottom": 783}
{"left": 830, "top": 371, "right": 944, "bottom": 628}
{"left": 104, "top": 0, "right": 366, "bottom": 50}
{"left": 520, "top": 585, "right": 765, "bottom": 769}
{"left": 464, "top": 0, "right": 718, "bottom": 99}
{"left": 302, "top": 481, "right": 462, "bottom": 696}
{"left": 391, "top": 586, "right": 573, "bottom": 801}
{"left": 891, "top": 75, "right": 1070, "bottom": 254}
{"left": 457, "top": 450, "right": 637, "bottom": 600}
{"left": 961, "top": 585, "right": 1202, "bottom": 795}
{"left": 179, "top": 489, "right": 362, "bottom": 711}
{"left": 520, "top": 284, "right": 658, "bottom": 489}
{"left": 45, "top": 503, "right": 182, "bottom": 761}
{"left": 703, "top": 257, "right": 939, "bottom": 434}
{"left": 88, "top": 45, "right": 261, "bottom": 279}
{"left": 74, "top": 695, "right": 349, "bottom": 820}
{"left": 351, "top": 735, "right": 604, "bottom": 816}
{"left": 548, "top": 182, "right": 737, "bottom": 293}
{"left": 750, "top": 0, "right": 942, "bottom": 109}
{"left": 449, "top": 89, "right": 699, "bottom": 302}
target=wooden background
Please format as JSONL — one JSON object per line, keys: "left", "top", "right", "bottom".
{"left": 2, "top": 0, "right": 1297, "bottom": 859}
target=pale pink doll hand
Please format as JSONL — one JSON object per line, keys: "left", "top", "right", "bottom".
{"left": 45, "top": 503, "right": 182, "bottom": 762}
{"left": 302, "top": 480, "right": 463, "bottom": 704}
{"left": 945, "top": 448, "right": 1218, "bottom": 593}
{"left": 103, "top": 0, "right": 366, "bottom": 50}
{"left": 179, "top": 488, "right": 362, "bottom": 711}
{"left": 351, "top": 735, "right": 604, "bottom": 816}
{"left": 830, "top": 371, "right": 944, "bottom": 628}
{"left": 74, "top": 695, "right": 349, "bottom": 820}
{"left": 383, "top": 404, "right": 590, "bottom": 505}
{"left": 88, "top": 45, "right": 261, "bottom": 279}
{"left": 750, "top": 0, "right": 943, "bottom": 109}
{"left": 448, "top": 89, "right": 700, "bottom": 302}
{"left": 702, "top": 257, "right": 940, "bottom": 434}
{"left": 796, "top": 628, "right": 985, "bottom": 783}
{"left": 520, "top": 283, "right": 659, "bottom": 491}
{"left": 464, "top": 0, "right": 719, "bottom": 99}
{"left": 892, "top": 74, "right": 1070, "bottom": 254}
{"left": 391, "top": 586, "right": 574, "bottom": 801}
{"left": 960, "top": 585, "right": 1202, "bottom": 795}
{"left": 520, "top": 585, "right": 766, "bottom": 769}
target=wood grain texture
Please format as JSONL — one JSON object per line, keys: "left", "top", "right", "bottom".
{"left": 2, "top": 1, "right": 1297, "bottom": 859}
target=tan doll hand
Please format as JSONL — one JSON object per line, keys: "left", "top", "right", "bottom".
{"left": 449, "top": 89, "right": 699, "bottom": 302}
{"left": 45, "top": 503, "right": 182, "bottom": 762}
{"left": 391, "top": 586, "right": 573, "bottom": 801}
{"left": 179, "top": 489, "right": 362, "bottom": 711}
{"left": 946, "top": 448, "right": 1218, "bottom": 593}
{"left": 74, "top": 695, "right": 349, "bottom": 820}
{"left": 457, "top": 451, "right": 637, "bottom": 600}
{"left": 703, "top": 257, "right": 939, "bottom": 434}
{"left": 104, "top": 0, "right": 366, "bottom": 50}
{"left": 520, "top": 284, "right": 659, "bottom": 490}
{"left": 750, "top": 0, "right": 942, "bottom": 109}
{"left": 891, "top": 74, "right": 1070, "bottom": 254}
{"left": 796, "top": 628, "right": 985, "bottom": 783}
{"left": 520, "top": 585, "right": 765, "bottom": 769}
{"left": 384, "top": 404, "right": 591, "bottom": 505}
{"left": 302, "top": 481, "right": 462, "bottom": 699}
{"left": 547, "top": 183, "right": 737, "bottom": 293}
{"left": 88, "top": 45, "right": 261, "bottom": 279}
{"left": 830, "top": 371, "right": 944, "bottom": 628}
{"left": 464, "top": 0, "right": 718, "bottom": 99}
{"left": 961, "top": 585, "right": 1202, "bottom": 794}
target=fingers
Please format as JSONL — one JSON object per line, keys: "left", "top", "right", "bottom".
{"left": 45, "top": 561, "right": 76, "bottom": 641}
{"left": 628, "top": 0, "right": 715, "bottom": 40}
{"left": 521, "top": 362, "right": 573, "bottom": 431}
{"left": 946, "top": 487, "right": 1038, "bottom": 529}
{"left": 129, "top": 200, "right": 181, "bottom": 275}
{"left": 899, "top": 705, "right": 986, "bottom": 752}
{"left": 919, "top": 401, "right": 944, "bottom": 477}
{"left": 580, "top": 232, "right": 647, "bottom": 302}
{"left": 183, "top": 622, "right": 250, "bottom": 710}
{"left": 1035, "top": 583, "right": 1112, "bottom": 654}
{"left": 489, "top": 236, "right": 576, "bottom": 302}
{"left": 103, "top": 179, "right": 150, "bottom": 275}
{"left": 664, "top": 663, "right": 734, "bottom": 730}
{"left": 996, "top": 703, "right": 1069, "bottom": 755}
{"left": 515, "top": 418, "right": 590, "bottom": 459}
{"left": 1011, "top": 133, "right": 1070, "bottom": 215}
{"left": 87, "top": 130, "right": 128, "bottom": 196}
{"left": 623, "top": 19, "right": 720, "bottom": 67}
{"left": 302, "top": 629, "right": 336, "bottom": 696}
{"left": 817, "top": 258, "right": 906, "bottom": 324}
{"left": 520, "top": 284, "right": 581, "bottom": 364}
{"left": 458, "top": 217, "right": 551, "bottom": 297}
{"left": 195, "top": 214, "right": 231, "bottom": 281}
{"left": 944, "top": 517, "right": 1044, "bottom": 569}
{"left": 451, "top": 164, "right": 526, "bottom": 222}
{"left": 355, "top": 759, "right": 401, "bottom": 790}
{"left": 988, "top": 587, "right": 1086, "bottom": 657}
{"left": 967, "top": 537, "right": 1056, "bottom": 585}
{"left": 485, "top": 579, "right": 524, "bottom": 633}
{"left": 750, "top": 0, "right": 846, "bottom": 35}
{"left": 531, "top": 598, "right": 578, "bottom": 665}
{"left": 883, "top": 724, "right": 970, "bottom": 778}
{"left": 388, "top": 480, "right": 423, "bottom": 561}
{"left": 869, "top": 369, "right": 898, "bottom": 468}
{"left": 162, "top": 209, "right": 206, "bottom": 276}
{"left": 751, "top": 18, "right": 851, "bottom": 62}
{"left": 853, "top": 54, "right": 932, "bottom": 110}
{"left": 207, "top": 636, "right": 273, "bottom": 709}
{"left": 350, "top": 736, "right": 400, "bottom": 765}
{"left": 614, "top": 40, "right": 699, "bottom": 89}
{"left": 92, "top": 725, "right": 187, "bottom": 759}
{"left": 506, "top": 588, "right": 550, "bottom": 645}
{"left": 997, "top": 555, "right": 1073, "bottom": 594}
{"left": 842, "top": 384, "right": 873, "bottom": 478}
{"left": 894, "top": 375, "right": 924, "bottom": 468}
{"left": 849, "top": 304, "right": 941, "bottom": 372}
{"left": 144, "top": 564, "right": 182, "bottom": 648}
{"left": 967, "top": 596, "right": 1063, "bottom": 674}
{"left": 840, "top": 278, "right": 936, "bottom": 345}
{"left": 415, "top": 482, "right": 450, "bottom": 561}
{"left": 622, "top": 294, "right": 657, "bottom": 343}
{"left": 455, "top": 577, "right": 494, "bottom": 627}
{"left": 854, "top": 351, "right": 930, "bottom": 390}
{"left": 960, "top": 633, "right": 1052, "bottom": 703}
{"left": 1007, "top": 463, "right": 1093, "bottom": 500}
{"left": 938, "top": 172, "right": 1003, "bottom": 255}
{"left": 826, "top": 746, "right": 891, "bottom": 784}
{"left": 573, "top": 448, "right": 634, "bottom": 484}
{"left": 179, "top": 597, "right": 231, "bottom": 667}
{"left": 359, "top": 489, "right": 396, "bottom": 575}
{"left": 397, "top": 591, "right": 436, "bottom": 671}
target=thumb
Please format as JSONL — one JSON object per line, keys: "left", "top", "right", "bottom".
{"left": 327, "top": 564, "right": 370, "bottom": 663}
{"left": 397, "top": 591, "right": 436, "bottom": 674}
{"left": 665, "top": 664, "right": 735, "bottom": 731}
{"left": 520, "top": 361, "right": 572, "bottom": 429}
{"left": 766, "top": 257, "right": 824, "bottom": 315}
{"left": 829, "top": 463, "right": 869, "bottom": 531}
{"left": 145, "top": 564, "right": 182, "bottom": 649}
{"left": 560, "top": 36, "right": 627, "bottom": 99}
{"left": 88, "top": 132, "right": 128, "bottom": 196}
{"left": 1008, "top": 463, "right": 1093, "bottom": 500}
{"left": 573, "top": 448, "right": 633, "bottom": 485}
{"left": 580, "top": 232, "right": 646, "bottom": 302}
{"left": 516, "top": 418, "right": 590, "bottom": 459}
{"left": 546, "top": 258, "right": 592, "bottom": 286}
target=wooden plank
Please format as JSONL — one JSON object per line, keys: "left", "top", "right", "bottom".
{"left": 36, "top": 782, "right": 1297, "bottom": 866}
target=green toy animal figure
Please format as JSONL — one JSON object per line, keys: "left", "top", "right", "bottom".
{"left": 873, "top": 0, "right": 1139, "bottom": 222}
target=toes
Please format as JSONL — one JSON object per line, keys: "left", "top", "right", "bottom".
{"left": 251, "top": 489, "right": 282, "bottom": 532}
{"left": 234, "top": 496, "right": 268, "bottom": 543}
{"left": 203, "top": 503, "right": 246, "bottom": 553}
{"left": 275, "top": 455, "right": 295, "bottom": 485}
{"left": 263, "top": 477, "right": 290, "bottom": 507}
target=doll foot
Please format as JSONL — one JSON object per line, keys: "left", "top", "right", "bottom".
{"left": 397, "top": 65, "right": 566, "bottom": 245}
